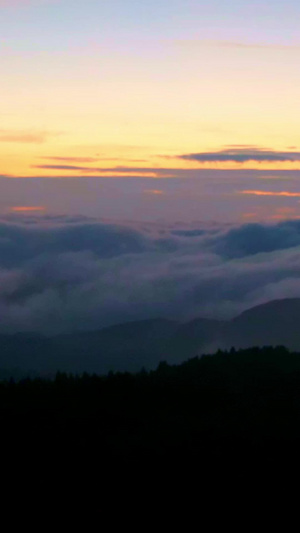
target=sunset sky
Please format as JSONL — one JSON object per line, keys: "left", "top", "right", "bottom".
{"left": 1, "top": 1, "right": 300, "bottom": 222}
{"left": 1, "top": 0, "right": 300, "bottom": 221}
{"left": 1, "top": 0, "right": 299, "bottom": 172}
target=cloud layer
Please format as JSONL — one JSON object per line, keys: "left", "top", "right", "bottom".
{"left": 1, "top": 215, "right": 300, "bottom": 334}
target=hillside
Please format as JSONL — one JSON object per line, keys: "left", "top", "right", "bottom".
{"left": 0, "top": 298, "right": 300, "bottom": 377}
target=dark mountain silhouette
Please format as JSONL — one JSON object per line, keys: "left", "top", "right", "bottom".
{"left": 53, "top": 318, "right": 179, "bottom": 373}
{"left": 0, "top": 317, "right": 222, "bottom": 377}
{"left": 3, "top": 345, "right": 300, "bottom": 494}
{"left": 220, "top": 298, "right": 300, "bottom": 350}
{"left": 1, "top": 298, "right": 300, "bottom": 377}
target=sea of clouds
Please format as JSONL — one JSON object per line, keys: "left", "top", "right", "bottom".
{"left": 1, "top": 214, "right": 300, "bottom": 334}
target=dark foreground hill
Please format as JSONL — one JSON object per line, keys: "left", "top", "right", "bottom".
{"left": 2, "top": 346, "right": 300, "bottom": 486}
{"left": 1, "top": 298, "right": 300, "bottom": 377}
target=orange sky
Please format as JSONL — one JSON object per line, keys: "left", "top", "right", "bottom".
{"left": 1, "top": 1, "right": 300, "bottom": 178}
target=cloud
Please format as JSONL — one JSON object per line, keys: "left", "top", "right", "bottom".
{"left": 40, "top": 157, "right": 100, "bottom": 164}
{"left": 0, "top": 218, "right": 149, "bottom": 268}
{"left": 33, "top": 164, "right": 92, "bottom": 171}
{"left": 33, "top": 164, "right": 175, "bottom": 177}
{"left": 176, "top": 39, "right": 300, "bottom": 51}
{"left": 1, "top": 216, "right": 300, "bottom": 334}
{"left": 214, "top": 41, "right": 300, "bottom": 50}
{"left": 40, "top": 156, "right": 147, "bottom": 163}
{"left": 210, "top": 221, "right": 300, "bottom": 258}
{"left": 0, "top": 130, "right": 60, "bottom": 144}
{"left": 144, "top": 190, "right": 164, "bottom": 195}
{"left": 179, "top": 147, "right": 300, "bottom": 164}
{"left": 10, "top": 206, "right": 46, "bottom": 212}
{"left": 240, "top": 190, "right": 300, "bottom": 197}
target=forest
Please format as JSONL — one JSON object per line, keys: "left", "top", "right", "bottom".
{"left": 2, "top": 344, "right": 300, "bottom": 486}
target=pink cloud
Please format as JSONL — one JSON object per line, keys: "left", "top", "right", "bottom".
{"left": 10, "top": 206, "right": 46, "bottom": 212}
{"left": 240, "top": 190, "right": 300, "bottom": 197}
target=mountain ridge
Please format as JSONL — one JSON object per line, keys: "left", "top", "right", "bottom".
{"left": 0, "top": 297, "right": 300, "bottom": 377}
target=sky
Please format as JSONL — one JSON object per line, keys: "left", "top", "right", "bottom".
{"left": 1, "top": 1, "right": 300, "bottom": 333}
{"left": 1, "top": 0, "right": 300, "bottom": 179}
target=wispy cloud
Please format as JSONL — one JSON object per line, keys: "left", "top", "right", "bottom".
{"left": 41, "top": 156, "right": 147, "bottom": 163}
{"left": 240, "top": 190, "right": 300, "bottom": 197}
{"left": 0, "top": 130, "right": 61, "bottom": 144}
{"left": 212, "top": 40, "right": 300, "bottom": 50}
{"left": 144, "top": 189, "right": 164, "bottom": 195}
{"left": 176, "top": 39, "right": 300, "bottom": 51}
{"left": 33, "top": 164, "right": 175, "bottom": 177}
{"left": 179, "top": 147, "right": 300, "bottom": 164}
{"left": 10, "top": 206, "right": 46, "bottom": 212}
{"left": 33, "top": 164, "right": 92, "bottom": 171}
{"left": 40, "top": 157, "right": 100, "bottom": 164}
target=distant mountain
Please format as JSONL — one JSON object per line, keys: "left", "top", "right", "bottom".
{"left": 1, "top": 298, "right": 300, "bottom": 377}
{"left": 0, "top": 317, "right": 223, "bottom": 377}
{"left": 220, "top": 298, "right": 300, "bottom": 351}
{"left": 53, "top": 318, "right": 180, "bottom": 373}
